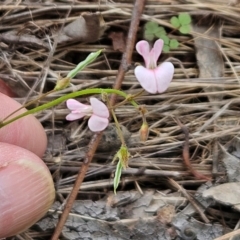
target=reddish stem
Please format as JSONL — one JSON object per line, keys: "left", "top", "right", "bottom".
{"left": 176, "top": 118, "right": 212, "bottom": 181}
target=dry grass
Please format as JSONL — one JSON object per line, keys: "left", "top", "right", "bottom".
{"left": 1, "top": 0, "right": 240, "bottom": 238}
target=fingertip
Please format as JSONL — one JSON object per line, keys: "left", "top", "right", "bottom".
{"left": 0, "top": 142, "right": 55, "bottom": 238}
{"left": 0, "top": 93, "right": 47, "bottom": 157}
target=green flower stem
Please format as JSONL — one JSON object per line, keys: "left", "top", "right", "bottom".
{"left": 107, "top": 98, "right": 126, "bottom": 147}
{"left": 2, "top": 89, "right": 56, "bottom": 122}
{"left": 0, "top": 88, "right": 139, "bottom": 128}
{"left": 111, "top": 112, "right": 126, "bottom": 146}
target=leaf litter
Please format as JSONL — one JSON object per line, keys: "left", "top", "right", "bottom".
{"left": 1, "top": 0, "right": 240, "bottom": 239}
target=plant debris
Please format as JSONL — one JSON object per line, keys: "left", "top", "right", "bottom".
{"left": 57, "top": 12, "right": 107, "bottom": 44}
{"left": 2, "top": 0, "right": 240, "bottom": 239}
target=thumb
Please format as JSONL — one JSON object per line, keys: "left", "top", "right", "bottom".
{"left": 0, "top": 93, "right": 47, "bottom": 157}
{"left": 0, "top": 142, "right": 55, "bottom": 238}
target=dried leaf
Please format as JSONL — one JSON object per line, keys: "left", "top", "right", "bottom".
{"left": 108, "top": 31, "right": 126, "bottom": 52}
{"left": 58, "top": 12, "right": 107, "bottom": 44}
{"left": 192, "top": 18, "right": 224, "bottom": 102}
{"left": 192, "top": 20, "right": 224, "bottom": 78}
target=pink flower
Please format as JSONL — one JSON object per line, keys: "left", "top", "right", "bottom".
{"left": 134, "top": 39, "right": 174, "bottom": 94}
{"left": 66, "top": 97, "right": 109, "bottom": 132}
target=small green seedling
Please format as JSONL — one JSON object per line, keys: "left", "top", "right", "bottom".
{"left": 170, "top": 13, "right": 192, "bottom": 34}
{"left": 169, "top": 39, "right": 179, "bottom": 49}
{"left": 143, "top": 21, "right": 179, "bottom": 52}
{"left": 161, "top": 35, "right": 170, "bottom": 52}
{"left": 144, "top": 22, "right": 167, "bottom": 41}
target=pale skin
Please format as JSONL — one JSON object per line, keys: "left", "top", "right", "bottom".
{"left": 0, "top": 93, "right": 52, "bottom": 238}
{"left": 0, "top": 93, "right": 47, "bottom": 157}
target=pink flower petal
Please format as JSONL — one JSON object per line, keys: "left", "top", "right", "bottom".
{"left": 66, "top": 112, "right": 85, "bottom": 121}
{"left": 136, "top": 40, "right": 150, "bottom": 67}
{"left": 134, "top": 62, "right": 174, "bottom": 94}
{"left": 155, "top": 62, "right": 174, "bottom": 93}
{"left": 88, "top": 115, "right": 109, "bottom": 132}
{"left": 66, "top": 99, "right": 93, "bottom": 121}
{"left": 66, "top": 99, "right": 89, "bottom": 111}
{"left": 151, "top": 39, "right": 164, "bottom": 65}
{"left": 90, "top": 97, "right": 109, "bottom": 118}
{"left": 136, "top": 40, "right": 164, "bottom": 69}
{"left": 134, "top": 66, "right": 158, "bottom": 94}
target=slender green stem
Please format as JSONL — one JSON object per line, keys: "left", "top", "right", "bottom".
{"left": 106, "top": 97, "right": 126, "bottom": 146}
{"left": 2, "top": 89, "right": 56, "bottom": 122}
{"left": 0, "top": 88, "right": 139, "bottom": 128}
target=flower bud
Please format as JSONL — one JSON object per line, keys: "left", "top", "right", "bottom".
{"left": 139, "top": 121, "right": 149, "bottom": 142}
{"left": 113, "top": 145, "right": 130, "bottom": 170}
{"left": 54, "top": 77, "right": 70, "bottom": 91}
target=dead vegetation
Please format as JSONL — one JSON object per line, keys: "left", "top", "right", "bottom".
{"left": 1, "top": 0, "right": 240, "bottom": 239}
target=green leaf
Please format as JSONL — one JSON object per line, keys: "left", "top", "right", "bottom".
{"left": 170, "top": 16, "right": 180, "bottom": 28}
{"left": 113, "top": 161, "right": 122, "bottom": 194}
{"left": 67, "top": 50, "right": 102, "bottom": 79}
{"left": 144, "top": 21, "right": 159, "bottom": 33}
{"left": 179, "top": 25, "right": 191, "bottom": 34}
{"left": 155, "top": 27, "right": 167, "bottom": 38}
{"left": 155, "top": 26, "right": 166, "bottom": 35}
{"left": 178, "top": 13, "right": 192, "bottom": 25}
{"left": 144, "top": 33, "right": 155, "bottom": 41}
{"left": 169, "top": 39, "right": 179, "bottom": 49}
{"left": 160, "top": 35, "right": 170, "bottom": 45}
{"left": 144, "top": 29, "right": 155, "bottom": 41}
{"left": 163, "top": 45, "right": 170, "bottom": 53}
{"left": 145, "top": 28, "right": 154, "bottom": 35}
{"left": 155, "top": 32, "right": 166, "bottom": 39}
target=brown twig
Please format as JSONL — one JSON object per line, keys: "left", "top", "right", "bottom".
{"left": 175, "top": 118, "right": 212, "bottom": 181}
{"left": 109, "top": 1, "right": 144, "bottom": 104}
{"left": 168, "top": 178, "right": 210, "bottom": 223}
{"left": 51, "top": 1, "right": 145, "bottom": 239}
